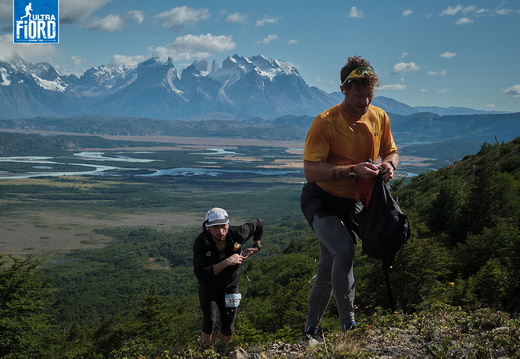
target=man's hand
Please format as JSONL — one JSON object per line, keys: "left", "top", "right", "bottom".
{"left": 226, "top": 253, "right": 244, "bottom": 265}
{"left": 241, "top": 247, "right": 259, "bottom": 259}
{"left": 214, "top": 253, "right": 245, "bottom": 275}
{"left": 380, "top": 159, "right": 397, "bottom": 182}
{"left": 354, "top": 161, "right": 380, "bottom": 179}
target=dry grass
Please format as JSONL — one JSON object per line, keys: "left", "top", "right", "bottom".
{"left": 0, "top": 210, "right": 199, "bottom": 258}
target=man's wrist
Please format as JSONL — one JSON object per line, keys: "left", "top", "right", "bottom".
{"left": 252, "top": 242, "right": 262, "bottom": 251}
{"left": 332, "top": 165, "right": 349, "bottom": 181}
{"left": 387, "top": 160, "right": 397, "bottom": 170}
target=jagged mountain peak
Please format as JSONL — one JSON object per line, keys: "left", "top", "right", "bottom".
{"left": 134, "top": 57, "right": 178, "bottom": 87}
{"left": 0, "top": 53, "right": 339, "bottom": 119}
{"left": 0, "top": 53, "right": 30, "bottom": 73}
{"left": 0, "top": 53, "right": 496, "bottom": 120}
{"left": 221, "top": 54, "right": 254, "bottom": 72}
{"left": 181, "top": 59, "right": 209, "bottom": 78}
{"left": 192, "top": 59, "right": 208, "bottom": 72}
{"left": 28, "top": 62, "right": 81, "bottom": 92}
{"left": 211, "top": 59, "right": 220, "bottom": 72}
{"left": 80, "top": 64, "right": 131, "bottom": 80}
{"left": 219, "top": 54, "right": 299, "bottom": 81}
{"left": 249, "top": 54, "right": 299, "bottom": 77}
{"left": 138, "top": 57, "right": 174, "bottom": 69}
{"left": 75, "top": 63, "right": 134, "bottom": 95}
{"left": 30, "top": 62, "right": 61, "bottom": 81}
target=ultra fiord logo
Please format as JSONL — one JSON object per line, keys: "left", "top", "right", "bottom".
{"left": 13, "top": 0, "right": 59, "bottom": 43}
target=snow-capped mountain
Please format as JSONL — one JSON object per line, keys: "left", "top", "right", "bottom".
{"left": 72, "top": 64, "right": 134, "bottom": 97}
{"left": 0, "top": 55, "right": 84, "bottom": 118}
{"left": 0, "top": 54, "right": 504, "bottom": 120}
{"left": 0, "top": 54, "right": 341, "bottom": 120}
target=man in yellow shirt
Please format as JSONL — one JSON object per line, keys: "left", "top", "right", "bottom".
{"left": 300, "top": 55, "right": 398, "bottom": 344}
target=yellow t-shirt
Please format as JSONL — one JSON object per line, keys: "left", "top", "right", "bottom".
{"left": 303, "top": 104, "right": 397, "bottom": 199}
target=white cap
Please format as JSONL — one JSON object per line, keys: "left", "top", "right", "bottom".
{"left": 205, "top": 207, "right": 229, "bottom": 226}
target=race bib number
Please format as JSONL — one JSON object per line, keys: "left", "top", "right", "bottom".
{"left": 225, "top": 293, "right": 242, "bottom": 307}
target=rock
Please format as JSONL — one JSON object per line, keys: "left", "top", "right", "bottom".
{"left": 229, "top": 347, "right": 248, "bottom": 359}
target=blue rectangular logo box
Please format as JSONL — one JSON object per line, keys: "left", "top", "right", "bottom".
{"left": 13, "top": 0, "right": 59, "bottom": 43}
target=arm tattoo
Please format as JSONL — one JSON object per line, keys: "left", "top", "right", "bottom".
{"left": 331, "top": 166, "right": 344, "bottom": 181}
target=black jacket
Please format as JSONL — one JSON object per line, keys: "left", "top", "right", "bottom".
{"left": 193, "top": 218, "right": 264, "bottom": 289}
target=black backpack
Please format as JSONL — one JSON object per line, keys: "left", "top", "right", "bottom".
{"left": 357, "top": 172, "right": 411, "bottom": 310}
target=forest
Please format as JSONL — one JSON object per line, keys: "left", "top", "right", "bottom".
{"left": 1, "top": 134, "right": 519, "bottom": 358}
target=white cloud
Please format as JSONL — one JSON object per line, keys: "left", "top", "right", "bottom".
{"left": 440, "top": 5, "right": 480, "bottom": 24}
{"left": 486, "top": 103, "right": 496, "bottom": 109}
{"left": 155, "top": 6, "right": 210, "bottom": 30}
{"left": 85, "top": 14, "right": 124, "bottom": 32}
{"left": 437, "top": 89, "right": 450, "bottom": 93}
{"left": 347, "top": 7, "right": 364, "bottom": 18}
{"left": 379, "top": 84, "right": 406, "bottom": 91}
{"left": 60, "top": 0, "right": 113, "bottom": 24}
{"left": 456, "top": 17, "right": 473, "bottom": 25}
{"left": 475, "top": 8, "right": 491, "bottom": 16}
{"left": 440, "top": 5, "right": 462, "bottom": 16}
{"left": 287, "top": 39, "right": 298, "bottom": 45}
{"left": 150, "top": 33, "right": 235, "bottom": 61}
{"left": 127, "top": 10, "right": 144, "bottom": 25}
{"left": 502, "top": 85, "right": 520, "bottom": 97}
{"left": 70, "top": 55, "right": 87, "bottom": 66}
{"left": 420, "top": 88, "right": 429, "bottom": 93}
{"left": 440, "top": 51, "right": 456, "bottom": 58}
{"left": 440, "top": 5, "right": 476, "bottom": 16}
{"left": 227, "top": 12, "right": 248, "bottom": 24}
{"left": 0, "top": 34, "right": 57, "bottom": 62}
{"left": 496, "top": 8, "right": 514, "bottom": 15}
{"left": 402, "top": 10, "right": 413, "bottom": 18}
{"left": 0, "top": 0, "right": 12, "bottom": 22}
{"left": 254, "top": 34, "right": 278, "bottom": 47}
{"left": 427, "top": 70, "right": 448, "bottom": 76}
{"left": 256, "top": 16, "right": 279, "bottom": 27}
{"left": 392, "top": 62, "right": 420, "bottom": 74}
{"left": 109, "top": 54, "right": 147, "bottom": 68}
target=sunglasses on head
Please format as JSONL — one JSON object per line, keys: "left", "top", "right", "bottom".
{"left": 342, "top": 66, "right": 375, "bottom": 86}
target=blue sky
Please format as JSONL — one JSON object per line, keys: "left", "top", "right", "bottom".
{"left": 1, "top": 0, "right": 519, "bottom": 112}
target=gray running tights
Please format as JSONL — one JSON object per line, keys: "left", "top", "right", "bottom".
{"left": 306, "top": 214, "right": 356, "bottom": 327}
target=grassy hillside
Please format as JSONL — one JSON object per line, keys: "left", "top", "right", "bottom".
{"left": 1, "top": 134, "right": 519, "bottom": 358}
{"left": 395, "top": 138, "right": 520, "bottom": 313}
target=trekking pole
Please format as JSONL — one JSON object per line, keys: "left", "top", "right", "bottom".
{"left": 382, "top": 262, "right": 396, "bottom": 312}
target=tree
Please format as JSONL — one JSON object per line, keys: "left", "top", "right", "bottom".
{"left": 468, "top": 258, "right": 508, "bottom": 310}
{"left": 241, "top": 252, "right": 317, "bottom": 334}
{"left": 0, "top": 255, "right": 53, "bottom": 358}
{"left": 428, "top": 175, "right": 466, "bottom": 239}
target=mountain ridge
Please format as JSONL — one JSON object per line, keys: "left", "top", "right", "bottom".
{"left": 1, "top": 110, "right": 518, "bottom": 146}
{"left": 0, "top": 54, "right": 509, "bottom": 120}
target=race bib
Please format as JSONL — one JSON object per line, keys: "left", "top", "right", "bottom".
{"left": 225, "top": 293, "right": 242, "bottom": 307}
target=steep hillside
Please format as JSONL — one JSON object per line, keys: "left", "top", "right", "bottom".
{"left": 1, "top": 136, "right": 519, "bottom": 358}
{"left": 392, "top": 138, "right": 520, "bottom": 312}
